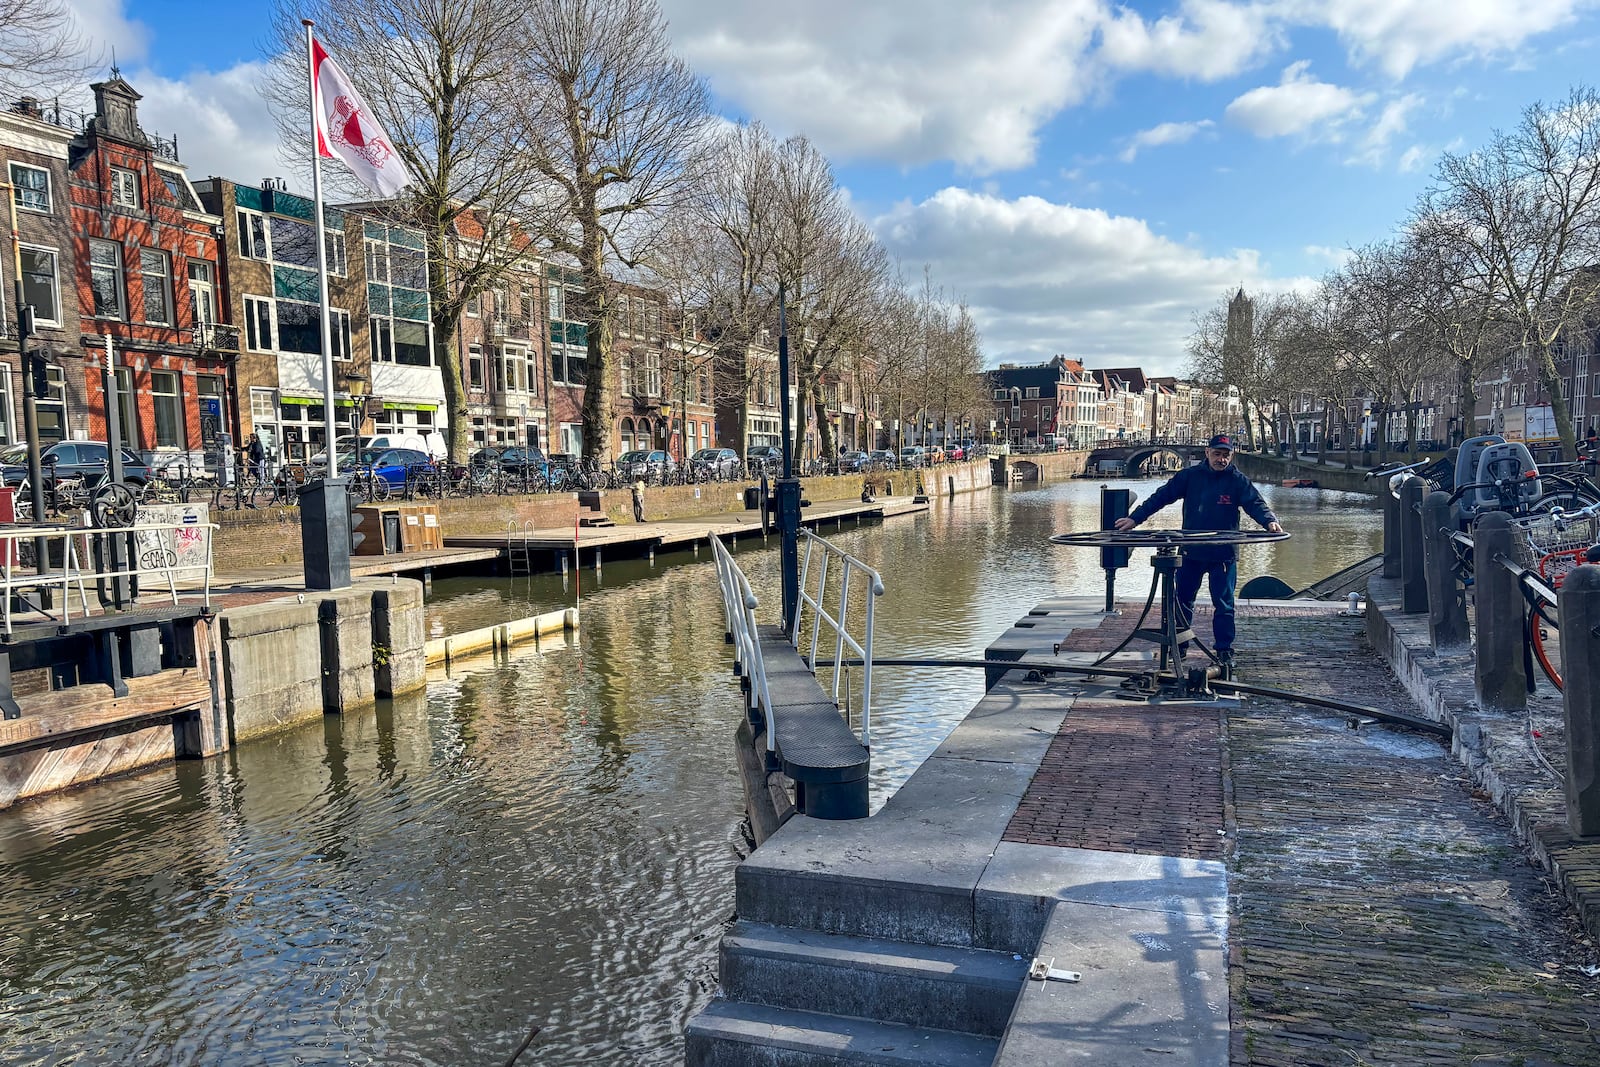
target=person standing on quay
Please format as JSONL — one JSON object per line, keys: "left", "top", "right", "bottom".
{"left": 632, "top": 478, "right": 646, "bottom": 523}
{"left": 1113, "top": 434, "right": 1283, "bottom": 666}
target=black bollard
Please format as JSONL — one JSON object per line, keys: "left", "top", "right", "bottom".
{"left": 1422, "top": 490, "right": 1469, "bottom": 651}
{"left": 1400, "top": 476, "right": 1428, "bottom": 614}
{"left": 1559, "top": 565, "right": 1600, "bottom": 836}
{"left": 1382, "top": 481, "right": 1402, "bottom": 579}
{"left": 1473, "top": 511, "right": 1528, "bottom": 711}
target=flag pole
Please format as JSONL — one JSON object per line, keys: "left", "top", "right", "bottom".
{"left": 304, "top": 19, "right": 339, "bottom": 471}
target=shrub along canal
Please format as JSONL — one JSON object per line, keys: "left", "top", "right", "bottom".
{"left": 0, "top": 478, "right": 1379, "bottom": 1065}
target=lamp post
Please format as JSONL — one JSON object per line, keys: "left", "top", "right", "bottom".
{"left": 344, "top": 371, "right": 367, "bottom": 440}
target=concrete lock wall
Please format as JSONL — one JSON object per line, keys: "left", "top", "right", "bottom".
{"left": 218, "top": 578, "right": 426, "bottom": 742}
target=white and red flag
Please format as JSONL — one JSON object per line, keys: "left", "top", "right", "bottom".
{"left": 311, "top": 37, "right": 412, "bottom": 197}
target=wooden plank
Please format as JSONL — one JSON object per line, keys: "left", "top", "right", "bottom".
{"left": 0, "top": 670, "right": 212, "bottom": 753}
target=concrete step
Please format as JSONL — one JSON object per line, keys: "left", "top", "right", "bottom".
{"left": 721, "top": 921, "right": 1026, "bottom": 1037}
{"left": 684, "top": 1000, "right": 999, "bottom": 1067}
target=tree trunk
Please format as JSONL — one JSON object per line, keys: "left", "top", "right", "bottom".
{"left": 1534, "top": 344, "right": 1579, "bottom": 460}
{"left": 578, "top": 202, "right": 613, "bottom": 466}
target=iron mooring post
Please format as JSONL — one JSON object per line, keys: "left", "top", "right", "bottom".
{"left": 1473, "top": 511, "right": 1528, "bottom": 712}
{"left": 1559, "top": 565, "right": 1600, "bottom": 837}
{"left": 1400, "top": 475, "right": 1428, "bottom": 614}
{"left": 1422, "top": 490, "right": 1469, "bottom": 651}
{"left": 1382, "top": 481, "right": 1402, "bottom": 579}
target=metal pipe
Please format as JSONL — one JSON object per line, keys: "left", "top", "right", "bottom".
{"left": 833, "top": 656, "right": 1450, "bottom": 738}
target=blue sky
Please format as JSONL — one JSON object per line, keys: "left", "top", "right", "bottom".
{"left": 71, "top": 0, "right": 1600, "bottom": 375}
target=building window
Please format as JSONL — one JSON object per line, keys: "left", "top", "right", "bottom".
{"left": 110, "top": 166, "right": 140, "bottom": 209}
{"left": 526, "top": 350, "right": 538, "bottom": 398}
{"left": 1025, "top": 387, "right": 1040, "bottom": 399}
{"left": 276, "top": 301, "right": 321, "bottom": 354}
{"left": 19, "top": 246, "right": 59, "bottom": 324}
{"left": 188, "top": 260, "right": 216, "bottom": 325}
{"left": 643, "top": 350, "right": 661, "bottom": 397}
{"left": 237, "top": 208, "right": 267, "bottom": 259}
{"left": 151, "top": 371, "right": 182, "bottom": 448}
{"left": 114, "top": 367, "right": 137, "bottom": 446}
{"left": 243, "top": 295, "right": 273, "bottom": 351}
{"left": 465, "top": 292, "right": 480, "bottom": 318}
{"left": 88, "top": 240, "right": 124, "bottom": 319}
{"left": 330, "top": 308, "right": 352, "bottom": 361}
{"left": 268, "top": 215, "right": 318, "bottom": 269}
{"left": 468, "top": 345, "right": 484, "bottom": 389}
{"left": 9, "top": 163, "right": 50, "bottom": 213}
{"left": 326, "top": 230, "right": 348, "bottom": 276}
{"left": 140, "top": 249, "right": 172, "bottom": 325}
{"left": 394, "top": 321, "right": 429, "bottom": 366}
{"left": 0, "top": 368, "right": 13, "bottom": 444}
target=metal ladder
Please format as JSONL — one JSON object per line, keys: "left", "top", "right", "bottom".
{"left": 506, "top": 520, "right": 534, "bottom": 576}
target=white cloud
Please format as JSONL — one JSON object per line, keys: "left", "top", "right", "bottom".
{"left": 64, "top": 0, "right": 149, "bottom": 65}
{"left": 1312, "top": 0, "right": 1588, "bottom": 78}
{"left": 1304, "top": 244, "right": 1352, "bottom": 266}
{"left": 1119, "top": 119, "right": 1215, "bottom": 162}
{"left": 1225, "top": 61, "right": 1367, "bottom": 138}
{"left": 1099, "top": 0, "right": 1278, "bottom": 80}
{"left": 129, "top": 62, "right": 288, "bottom": 191}
{"left": 872, "top": 187, "right": 1299, "bottom": 374}
{"left": 665, "top": 0, "right": 1105, "bottom": 173}
{"left": 1346, "top": 91, "right": 1424, "bottom": 167}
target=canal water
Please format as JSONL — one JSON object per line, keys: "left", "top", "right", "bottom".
{"left": 0, "top": 479, "right": 1378, "bottom": 1066}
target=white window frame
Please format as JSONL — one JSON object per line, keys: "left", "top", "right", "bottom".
{"left": 0, "top": 367, "right": 14, "bottom": 445}
{"left": 150, "top": 369, "right": 183, "bottom": 449}
{"left": 18, "top": 244, "right": 60, "bottom": 325}
{"left": 325, "top": 230, "right": 348, "bottom": 276}
{"left": 110, "top": 166, "right": 140, "bottom": 209}
{"left": 88, "top": 239, "right": 125, "bottom": 320}
{"left": 243, "top": 295, "right": 274, "bottom": 352}
{"left": 188, "top": 260, "right": 216, "bottom": 325}
{"left": 237, "top": 208, "right": 267, "bottom": 260}
{"left": 8, "top": 162, "right": 51, "bottom": 213}
{"left": 140, "top": 248, "right": 173, "bottom": 325}
{"left": 330, "top": 307, "right": 353, "bottom": 362}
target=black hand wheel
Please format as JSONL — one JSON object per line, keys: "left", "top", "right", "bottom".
{"left": 91, "top": 482, "right": 138, "bottom": 527}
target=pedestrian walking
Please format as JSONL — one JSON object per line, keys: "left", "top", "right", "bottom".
{"left": 246, "top": 433, "right": 265, "bottom": 480}
{"left": 631, "top": 478, "right": 646, "bottom": 523}
{"left": 1113, "top": 434, "right": 1283, "bottom": 667}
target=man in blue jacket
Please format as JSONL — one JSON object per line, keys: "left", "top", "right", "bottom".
{"left": 1113, "top": 434, "right": 1283, "bottom": 666}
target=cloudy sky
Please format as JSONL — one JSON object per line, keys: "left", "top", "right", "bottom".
{"left": 63, "top": 0, "right": 1600, "bottom": 375}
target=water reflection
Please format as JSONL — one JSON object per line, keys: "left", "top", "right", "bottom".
{"left": 0, "top": 478, "right": 1377, "bottom": 1065}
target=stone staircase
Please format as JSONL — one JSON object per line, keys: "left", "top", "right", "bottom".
{"left": 686, "top": 900, "right": 1028, "bottom": 1066}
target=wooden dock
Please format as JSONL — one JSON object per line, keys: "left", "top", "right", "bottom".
{"left": 445, "top": 497, "right": 929, "bottom": 556}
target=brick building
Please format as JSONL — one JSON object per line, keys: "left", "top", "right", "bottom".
{"left": 1, "top": 96, "right": 80, "bottom": 447}
{"left": 68, "top": 77, "right": 228, "bottom": 468}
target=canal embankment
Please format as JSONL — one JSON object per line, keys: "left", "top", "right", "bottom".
{"left": 695, "top": 585, "right": 1600, "bottom": 1063}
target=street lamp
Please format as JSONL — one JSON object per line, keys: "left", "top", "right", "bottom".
{"left": 344, "top": 371, "right": 367, "bottom": 439}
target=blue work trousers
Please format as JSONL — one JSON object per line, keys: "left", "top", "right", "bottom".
{"left": 1172, "top": 557, "right": 1237, "bottom": 654}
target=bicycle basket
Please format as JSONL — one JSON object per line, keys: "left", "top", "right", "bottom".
{"left": 1509, "top": 511, "right": 1599, "bottom": 578}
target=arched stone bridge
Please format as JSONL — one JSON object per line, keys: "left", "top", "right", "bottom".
{"left": 1085, "top": 443, "right": 1205, "bottom": 475}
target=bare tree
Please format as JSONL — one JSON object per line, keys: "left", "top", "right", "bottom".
{"left": 0, "top": 0, "right": 93, "bottom": 100}
{"left": 1420, "top": 86, "right": 1600, "bottom": 459}
{"left": 516, "top": 0, "right": 710, "bottom": 465}
{"left": 268, "top": 0, "right": 537, "bottom": 461}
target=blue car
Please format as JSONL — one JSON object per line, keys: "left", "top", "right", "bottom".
{"left": 341, "top": 447, "right": 434, "bottom": 488}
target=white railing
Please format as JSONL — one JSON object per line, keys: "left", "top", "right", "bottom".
{"left": 793, "top": 529, "right": 885, "bottom": 746}
{"left": 711, "top": 534, "right": 775, "bottom": 751}
{"left": 0, "top": 520, "right": 217, "bottom": 634}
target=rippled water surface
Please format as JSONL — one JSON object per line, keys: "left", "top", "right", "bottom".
{"left": 0, "top": 478, "right": 1378, "bottom": 1065}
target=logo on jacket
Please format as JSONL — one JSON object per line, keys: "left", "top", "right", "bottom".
{"left": 1218, "top": 494, "right": 1232, "bottom": 505}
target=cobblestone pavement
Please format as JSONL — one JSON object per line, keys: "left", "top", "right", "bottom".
{"left": 1031, "top": 601, "right": 1600, "bottom": 1066}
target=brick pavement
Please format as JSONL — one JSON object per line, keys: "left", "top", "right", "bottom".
{"left": 1016, "top": 601, "right": 1600, "bottom": 1066}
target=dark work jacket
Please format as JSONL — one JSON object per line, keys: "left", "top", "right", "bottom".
{"left": 1127, "top": 463, "right": 1278, "bottom": 562}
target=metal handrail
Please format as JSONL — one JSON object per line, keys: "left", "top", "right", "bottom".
{"left": 0, "top": 520, "right": 217, "bottom": 634}
{"left": 793, "top": 529, "right": 885, "bottom": 746}
{"left": 711, "top": 535, "right": 775, "bottom": 751}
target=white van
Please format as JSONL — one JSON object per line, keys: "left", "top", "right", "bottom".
{"left": 309, "top": 432, "right": 434, "bottom": 471}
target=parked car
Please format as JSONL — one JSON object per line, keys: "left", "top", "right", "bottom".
{"left": 340, "top": 447, "right": 434, "bottom": 489}
{"left": 898, "top": 446, "right": 927, "bottom": 468}
{"left": 837, "top": 450, "right": 869, "bottom": 473}
{"left": 746, "top": 445, "right": 782, "bottom": 474}
{"left": 867, "top": 449, "right": 898, "bottom": 470}
{"left": 616, "top": 449, "right": 677, "bottom": 482}
{"left": 946, "top": 443, "right": 965, "bottom": 462}
{"left": 494, "top": 446, "right": 550, "bottom": 479}
{"left": 0, "top": 441, "right": 151, "bottom": 487}
{"left": 690, "top": 447, "right": 741, "bottom": 480}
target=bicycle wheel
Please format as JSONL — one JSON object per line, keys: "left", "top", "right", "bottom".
{"left": 1533, "top": 487, "right": 1600, "bottom": 513}
{"left": 1529, "top": 601, "right": 1563, "bottom": 691}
